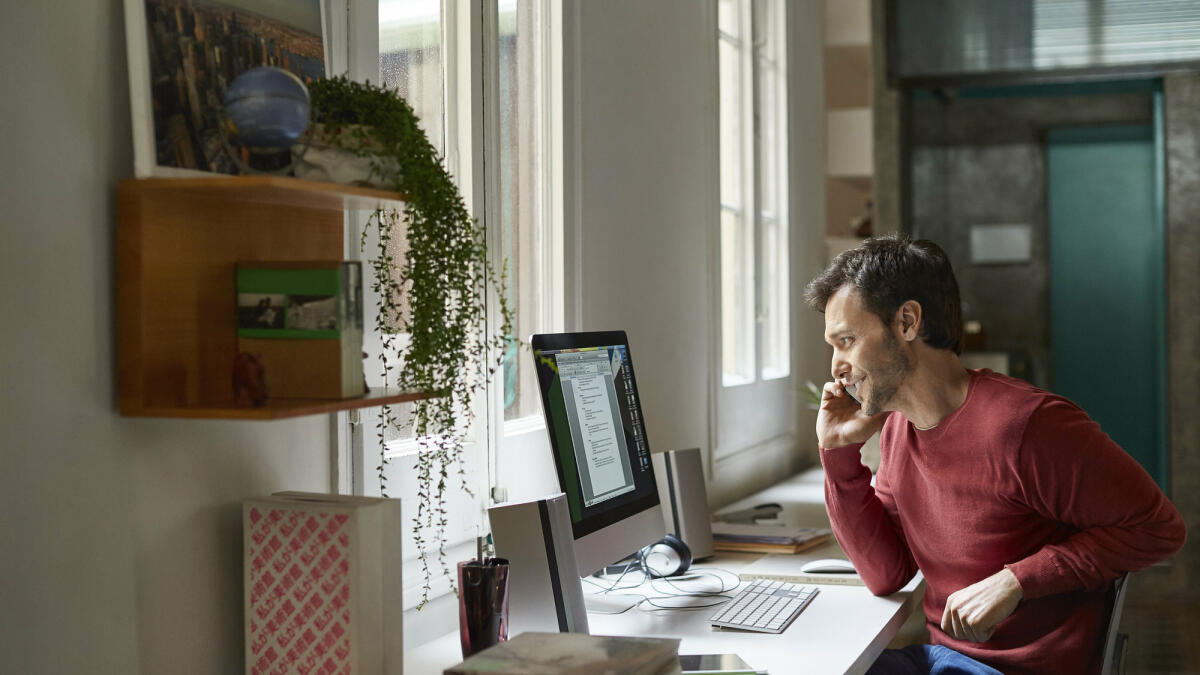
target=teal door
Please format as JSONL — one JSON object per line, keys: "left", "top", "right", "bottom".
{"left": 1047, "top": 122, "right": 1166, "bottom": 488}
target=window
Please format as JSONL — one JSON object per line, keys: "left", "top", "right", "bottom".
{"left": 373, "top": 0, "right": 488, "bottom": 612}
{"left": 715, "top": 0, "right": 793, "bottom": 457}
{"left": 489, "top": 0, "right": 564, "bottom": 506}
{"left": 342, "top": 0, "right": 561, "bottom": 616}
{"left": 497, "top": 0, "right": 561, "bottom": 424}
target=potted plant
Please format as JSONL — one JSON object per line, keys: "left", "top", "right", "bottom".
{"left": 306, "top": 76, "right": 513, "bottom": 606}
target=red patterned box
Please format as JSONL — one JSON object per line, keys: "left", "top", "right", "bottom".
{"left": 244, "top": 493, "right": 403, "bottom": 675}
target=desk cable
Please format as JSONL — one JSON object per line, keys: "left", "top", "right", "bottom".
{"left": 583, "top": 565, "right": 745, "bottom": 614}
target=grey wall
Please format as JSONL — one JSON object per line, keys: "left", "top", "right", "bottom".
{"left": 0, "top": 2, "right": 340, "bottom": 672}
{"left": 908, "top": 91, "right": 1152, "bottom": 388}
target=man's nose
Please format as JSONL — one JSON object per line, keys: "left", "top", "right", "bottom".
{"left": 831, "top": 355, "right": 850, "bottom": 382}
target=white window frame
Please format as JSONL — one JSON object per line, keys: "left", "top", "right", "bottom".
{"left": 330, "top": 0, "right": 569, "bottom": 628}
{"left": 712, "top": 0, "right": 796, "bottom": 463}
{"left": 329, "top": 0, "right": 490, "bottom": 617}
{"left": 486, "top": 0, "right": 569, "bottom": 507}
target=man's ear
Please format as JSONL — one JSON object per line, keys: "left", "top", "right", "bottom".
{"left": 895, "top": 300, "right": 922, "bottom": 343}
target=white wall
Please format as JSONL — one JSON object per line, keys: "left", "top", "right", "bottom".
{"left": 0, "top": 2, "right": 332, "bottom": 672}
{"left": 570, "top": 0, "right": 828, "bottom": 506}
{"left": 573, "top": 0, "right": 714, "bottom": 458}
{"left": 0, "top": 0, "right": 829, "bottom": 671}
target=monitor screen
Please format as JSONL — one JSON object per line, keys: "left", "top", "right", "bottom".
{"left": 531, "top": 331, "right": 661, "bottom": 544}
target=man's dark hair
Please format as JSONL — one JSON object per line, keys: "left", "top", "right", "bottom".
{"left": 804, "top": 235, "right": 963, "bottom": 354}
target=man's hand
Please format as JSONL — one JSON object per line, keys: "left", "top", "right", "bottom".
{"left": 941, "top": 568, "right": 1024, "bottom": 643}
{"left": 816, "top": 380, "right": 887, "bottom": 449}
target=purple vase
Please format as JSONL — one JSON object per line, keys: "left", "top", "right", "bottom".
{"left": 457, "top": 558, "right": 510, "bottom": 659}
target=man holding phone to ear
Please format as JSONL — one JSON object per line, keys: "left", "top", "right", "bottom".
{"left": 804, "top": 236, "right": 1185, "bottom": 675}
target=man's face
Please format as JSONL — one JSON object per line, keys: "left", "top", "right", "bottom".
{"left": 823, "top": 285, "right": 913, "bottom": 416}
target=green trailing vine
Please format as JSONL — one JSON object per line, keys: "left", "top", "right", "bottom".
{"left": 308, "top": 76, "right": 513, "bottom": 607}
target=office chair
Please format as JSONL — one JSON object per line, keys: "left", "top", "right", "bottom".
{"left": 1100, "top": 573, "right": 1130, "bottom": 675}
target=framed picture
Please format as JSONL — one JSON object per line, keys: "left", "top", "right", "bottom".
{"left": 122, "top": 0, "right": 329, "bottom": 177}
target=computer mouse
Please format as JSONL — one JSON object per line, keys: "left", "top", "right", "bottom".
{"left": 799, "top": 558, "right": 857, "bottom": 574}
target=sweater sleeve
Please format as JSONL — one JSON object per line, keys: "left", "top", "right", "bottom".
{"left": 821, "top": 440, "right": 919, "bottom": 596}
{"left": 1004, "top": 399, "right": 1186, "bottom": 599}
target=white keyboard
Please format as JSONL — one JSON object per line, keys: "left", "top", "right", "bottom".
{"left": 708, "top": 578, "right": 818, "bottom": 634}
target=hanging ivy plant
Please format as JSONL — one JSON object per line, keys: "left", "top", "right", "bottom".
{"left": 308, "top": 76, "right": 513, "bottom": 606}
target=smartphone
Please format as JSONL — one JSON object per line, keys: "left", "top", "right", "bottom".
{"left": 843, "top": 380, "right": 862, "bottom": 406}
{"left": 679, "top": 653, "right": 764, "bottom": 674}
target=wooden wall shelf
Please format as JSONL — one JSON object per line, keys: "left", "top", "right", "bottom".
{"left": 117, "top": 176, "right": 425, "bottom": 420}
{"left": 124, "top": 175, "right": 407, "bottom": 210}
{"left": 123, "top": 388, "right": 435, "bottom": 420}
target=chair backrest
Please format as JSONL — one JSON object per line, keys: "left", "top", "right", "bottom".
{"left": 1099, "top": 573, "right": 1130, "bottom": 675}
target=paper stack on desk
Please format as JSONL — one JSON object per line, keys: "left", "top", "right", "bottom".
{"left": 710, "top": 523, "right": 832, "bottom": 554}
{"left": 738, "top": 552, "right": 865, "bottom": 586}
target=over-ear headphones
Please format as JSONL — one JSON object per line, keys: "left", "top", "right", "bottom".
{"left": 636, "top": 533, "right": 693, "bottom": 578}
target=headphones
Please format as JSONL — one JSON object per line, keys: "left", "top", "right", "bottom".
{"left": 636, "top": 533, "right": 693, "bottom": 578}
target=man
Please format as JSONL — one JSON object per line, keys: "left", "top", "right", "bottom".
{"left": 804, "top": 235, "right": 1185, "bottom": 675}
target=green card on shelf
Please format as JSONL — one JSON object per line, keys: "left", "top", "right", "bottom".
{"left": 236, "top": 261, "right": 364, "bottom": 399}
{"left": 444, "top": 632, "right": 682, "bottom": 675}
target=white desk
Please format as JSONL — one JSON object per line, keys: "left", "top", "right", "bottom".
{"left": 406, "top": 468, "right": 926, "bottom": 674}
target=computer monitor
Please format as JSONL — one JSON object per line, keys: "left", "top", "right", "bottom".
{"left": 530, "top": 331, "right": 667, "bottom": 577}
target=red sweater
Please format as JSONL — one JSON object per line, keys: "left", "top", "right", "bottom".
{"left": 820, "top": 369, "right": 1185, "bottom": 675}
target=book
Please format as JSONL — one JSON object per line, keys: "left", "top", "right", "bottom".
{"left": 236, "top": 260, "right": 364, "bottom": 399}
{"left": 738, "top": 552, "right": 866, "bottom": 587}
{"left": 710, "top": 523, "right": 832, "bottom": 555}
{"left": 445, "top": 632, "right": 682, "bottom": 675}
{"left": 243, "top": 492, "right": 403, "bottom": 675}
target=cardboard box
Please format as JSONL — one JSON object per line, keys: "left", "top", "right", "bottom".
{"left": 244, "top": 492, "right": 402, "bottom": 674}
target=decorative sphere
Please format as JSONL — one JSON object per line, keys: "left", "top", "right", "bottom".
{"left": 223, "top": 67, "right": 311, "bottom": 152}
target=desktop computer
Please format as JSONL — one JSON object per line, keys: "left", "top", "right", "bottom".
{"left": 490, "top": 331, "right": 671, "bottom": 632}
{"left": 491, "top": 330, "right": 816, "bottom": 637}
{"left": 528, "top": 331, "right": 668, "bottom": 579}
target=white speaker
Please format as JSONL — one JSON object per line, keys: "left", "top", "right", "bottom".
{"left": 652, "top": 448, "right": 714, "bottom": 561}
{"left": 488, "top": 493, "right": 589, "bottom": 635}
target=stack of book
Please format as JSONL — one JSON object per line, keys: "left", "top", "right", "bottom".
{"left": 710, "top": 523, "right": 832, "bottom": 555}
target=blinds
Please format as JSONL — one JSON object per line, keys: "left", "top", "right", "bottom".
{"left": 894, "top": 0, "right": 1200, "bottom": 81}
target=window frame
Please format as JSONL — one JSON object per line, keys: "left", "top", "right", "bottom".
{"left": 711, "top": 0, "right": 796, "bottom": 463}
{"left": 332, "top": 0, "right": 569, "bottom": 618}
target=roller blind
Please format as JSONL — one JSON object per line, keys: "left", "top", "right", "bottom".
{"left": 894, "top": 0, "right": 1200, "bottom": 81}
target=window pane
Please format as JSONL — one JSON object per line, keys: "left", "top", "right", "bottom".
{"left": 720, "top": 0, "right": 755, "bottom": 387}
{"left": 378, "top": 1, "right": 444, "bottom": 444}
{"left": 718, "top": 38, "right": 742, "bottom": 209}
{"left": 722, "top": 209, "right": 755, "bottom": 386}
{"left": 761, "top": 218, "right": 789, "bottom": 379}
{"left": 498, "top": 0, "right": 548, "bottom": 421}
{"left": 758, "top": 0, "right": 789, "bottom": 379}
{"left": 758, "top": 61, "right": 777, "bottom": 217}
{"left": 380, "top": 0, "right": 444, "bottom": 156}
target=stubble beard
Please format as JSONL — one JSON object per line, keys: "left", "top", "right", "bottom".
{"left": 862, "top": 331, "right": 913, "bottom": 416}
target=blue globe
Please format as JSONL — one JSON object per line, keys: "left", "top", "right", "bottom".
{"left": 223, "top": 67, "right": 311, "bottom": 152}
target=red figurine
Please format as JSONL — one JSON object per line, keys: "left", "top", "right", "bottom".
{"left": 233, "top": 352, "right": 269, "bottom": 407}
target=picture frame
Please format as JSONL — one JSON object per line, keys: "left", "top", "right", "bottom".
{"left": 122, "top": 0, "right": 331, "bottom": 177}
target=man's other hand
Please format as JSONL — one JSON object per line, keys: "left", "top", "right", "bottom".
{"left": 941, "top": 568, "right": 1024, "bottom": 643}
{"left": 816, "top": 380, "right": 888, "bottom": 449}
